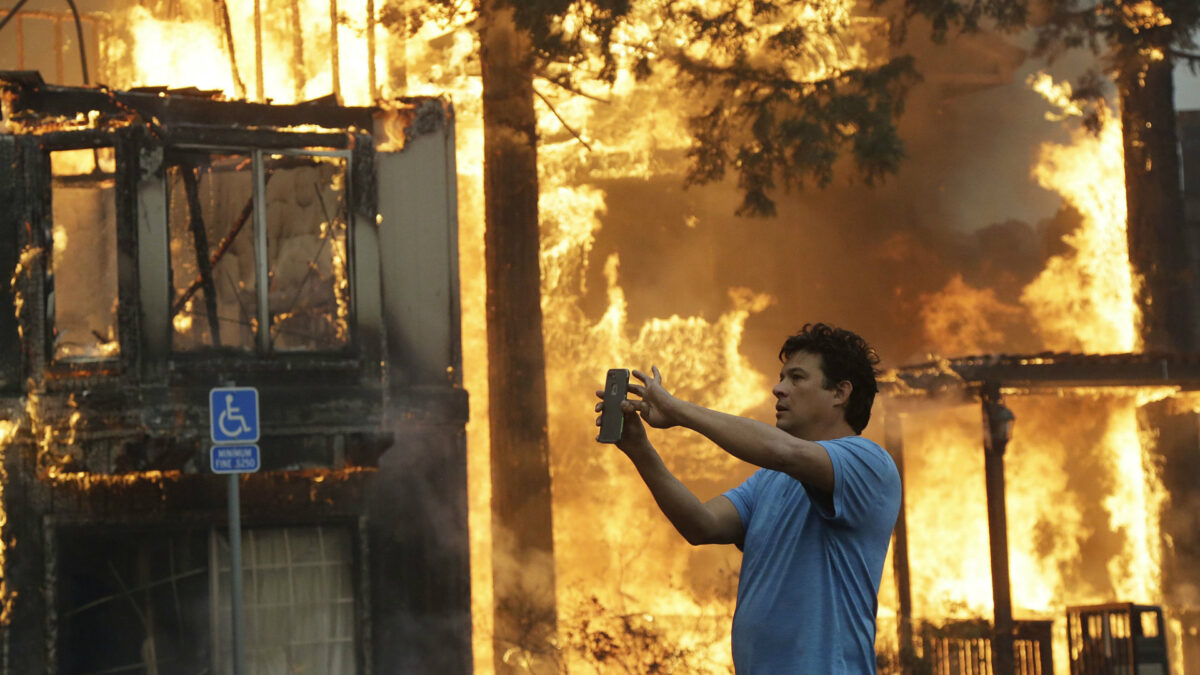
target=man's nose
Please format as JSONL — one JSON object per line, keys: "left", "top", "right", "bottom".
{"left": 771, "top": 382, "right": 785, "bottom": 398}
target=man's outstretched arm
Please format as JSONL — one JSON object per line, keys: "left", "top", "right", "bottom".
{"left": 628, "top": 367, "right": 836, "bottom": 494}
{"left": 598, "top": 394, "right": 744, "bottom": 547}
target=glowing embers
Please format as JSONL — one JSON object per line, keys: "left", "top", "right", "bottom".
{"left": 48, "top": 146, "right": 120, "bottom": 363}
{"left": 168, "top": 149, "right": 351, "bottom": 353}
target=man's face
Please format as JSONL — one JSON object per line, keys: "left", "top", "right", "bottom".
{"left": 772, "top": 350, "right": 844, "bottom": 438}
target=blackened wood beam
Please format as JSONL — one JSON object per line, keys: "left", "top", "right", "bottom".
{"left": 2, "top": 82, "right": 374, "bottom": 132}
{"left": 171, "top": 172, "right": 271, "bottom": 317}
{"left": 214, "top": 0, "right": 247, "bottom": 98}
{"left": 885, "top": 352, "right": 1200, "bottom": 396}
{"left": 179, "top": 165, "right": 222, "bottom": 346}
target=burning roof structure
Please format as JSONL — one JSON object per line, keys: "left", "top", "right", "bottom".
{"left": 886, "top": 351, "right": 1200, "bottom": 396}
{"left": 0, "top": 71, "right": 471, "bottom": 673}
{"left": 878, "top": 346, "right": 1200, "bottom": 674}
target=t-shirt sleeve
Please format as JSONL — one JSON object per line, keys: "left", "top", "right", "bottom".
{"left": 723, "top": 469, "right": 765, "bottom": 534}
{"left": 806, "top": 437, "right": 900, "bottom": 528}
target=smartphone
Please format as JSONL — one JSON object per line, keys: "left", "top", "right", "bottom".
{"left": 597, "top": 368, "right": 630, "bottom": 443}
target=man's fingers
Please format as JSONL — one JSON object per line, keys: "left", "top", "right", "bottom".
{"left": 632, "top": 366, "right": 663, "bottom": 384}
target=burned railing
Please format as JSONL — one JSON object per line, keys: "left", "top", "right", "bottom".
{"left": 916, "top": 619, "right": 1054, "bottom": 675}
{"left": 1066, "top": 603, "right": 1169, "bottom": 675}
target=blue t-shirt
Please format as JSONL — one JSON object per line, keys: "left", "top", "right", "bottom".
{"left": 723, "top": 435, "right": 901, "bottom": 674}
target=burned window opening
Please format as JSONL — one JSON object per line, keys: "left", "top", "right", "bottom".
{"left": 167, "top": 147, "right": 352, "bottom": 355}
{"left": 56, "top": 524, "right": 359, "bottom": 675}
{"left": 47, "top": 145, "right": 120, "bottom": 365}
{"left": 56, "top": 528, "right": 212, "bottom": 675}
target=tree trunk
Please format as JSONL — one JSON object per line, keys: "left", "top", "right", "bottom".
{"left": 1118, "top": 53, "right": 1199, "bottom": 353}
{"left": 479, "top": 2, "right": 559, "bottom": 673}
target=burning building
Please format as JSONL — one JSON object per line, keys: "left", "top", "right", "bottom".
{"left": 0, "top": 72, "right": 470, "bottom": 672}
{"left": 4, "top": 0, "right": 1200, "bottom": 673}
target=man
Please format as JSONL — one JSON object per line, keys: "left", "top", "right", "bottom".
{"left": 596, "top": 323, "right": 901, "bottom": 673}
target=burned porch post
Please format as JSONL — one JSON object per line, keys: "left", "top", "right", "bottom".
{"left": 981, "top": 383, "right": 1015, "bottom": 675}
{"left": 883, "top": 407, "right": 915, "bottom": 674}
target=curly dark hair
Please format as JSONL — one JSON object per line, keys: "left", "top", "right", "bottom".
{"left": 778, "top": 323, "right": 881, "bottom": 434}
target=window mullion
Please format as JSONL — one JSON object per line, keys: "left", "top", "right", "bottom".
{"left": 252, "top": 149, "right": 270, "bottom": 353}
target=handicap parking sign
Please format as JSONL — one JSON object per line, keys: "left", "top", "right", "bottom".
{"left": 210, "top": 387, "right": 260, "bottom": 443}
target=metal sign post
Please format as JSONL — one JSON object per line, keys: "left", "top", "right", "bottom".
{"left": 210, "top": 386, "right": 260, "bottom": 675}
{"left": 227, "top": 472, "right": 246, "bottom": 675}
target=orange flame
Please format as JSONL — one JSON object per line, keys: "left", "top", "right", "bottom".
{"left": 902, "top": 72, "right": 1172, "bottom": 674}
{"left": 0, "top": 421, "right": 16, "bottom": 625}
{"left": 1022, "top": 72, "right": 1139, "bottom": 354}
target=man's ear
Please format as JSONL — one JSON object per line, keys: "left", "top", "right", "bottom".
{"left": 833, "top": 380, "right": 853, "bottom": 406}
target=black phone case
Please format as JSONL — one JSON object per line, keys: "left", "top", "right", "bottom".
{"left": 597, "top": 368, "right": 630, "bottom": 443}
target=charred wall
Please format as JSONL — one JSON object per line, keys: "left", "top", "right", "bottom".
{"left": 1168, "top": 109, "right": 1200, "bottom": 673}
{"left": 0, "top": 136, "right": 18, "bottom": 393}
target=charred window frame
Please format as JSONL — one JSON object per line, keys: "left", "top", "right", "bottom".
{"left": 36, "top": 130, "right": 139, "bottom": 382}
{"left": 165, "top": 143, "right": 356, "bottom": 356}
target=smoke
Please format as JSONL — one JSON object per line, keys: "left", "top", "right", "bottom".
{"left": 574, "top": 26, "right": 1087, "bottom": 374}
{"left": 368, "top": 426, "right": 473, "bottom": 673}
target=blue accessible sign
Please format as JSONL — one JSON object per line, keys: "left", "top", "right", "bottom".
{"left": 211, "top": 445, "right": 261, "bottom": 474}
{"left": 210, "top": 387, "right": 260, "bottom": 444}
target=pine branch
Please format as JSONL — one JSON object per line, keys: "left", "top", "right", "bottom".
{"left": 534, "top": 71, "right": 612, "bottom": 103}
{"left": 1170, "top": 49, "right": 1200, "bottom": 63}
{"left": 532, "top": 86, "right": 593, "bottom": 151}
{"left": 669, "top": 51, "right": 851, "bottom": 96}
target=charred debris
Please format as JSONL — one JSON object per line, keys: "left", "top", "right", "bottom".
{"left": 0, "top": 71, "right": 471, "bottom": 673}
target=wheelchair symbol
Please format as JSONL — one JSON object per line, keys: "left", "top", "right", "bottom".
{"left": 210, "top": 387, "right": 259, "bottom": 443}
{"left": 218, "top": 394, "right": 251, "bottom": 437}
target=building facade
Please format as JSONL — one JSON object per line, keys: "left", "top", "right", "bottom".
{"left": 0, "top": 72, "right": 471, "bottom": 674}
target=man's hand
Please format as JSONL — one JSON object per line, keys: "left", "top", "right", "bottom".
{"left": 595, "top": 370, "right": 745, "bottom": 548}
{"left": 628, "top": 366, "right": 680, "bottom": 429}
{"left": 595, "top": 389, "right": 649, "bottom": 453}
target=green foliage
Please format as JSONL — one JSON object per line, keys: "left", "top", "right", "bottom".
{"left": 408, "top": 0, "right": 1200, "bottom": 216}
{"left": 876, "top": 0, "right": 1200, "bottom": 112}
{"left": 680, "top": 52, "right": 919, "bottom": 216}
{"left": 876, "top": 0, "right": 1200, "bottom": 57}
{"left": 408, "top": 0, "right": 928, "bottom": 216}
{"left": 882, "top": 0, "right": 1029, "bottom": 43}
{"left": 655, "top": 1, "right": 923, "bottom": 215}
